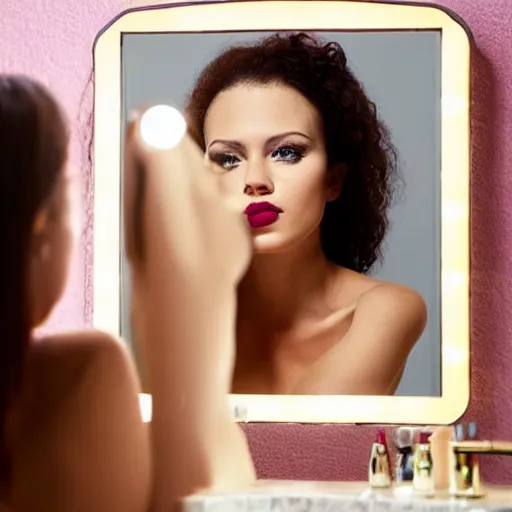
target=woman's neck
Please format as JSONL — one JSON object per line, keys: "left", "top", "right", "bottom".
{"left": 238, "top": 231, "right": 335, "bottom": 330}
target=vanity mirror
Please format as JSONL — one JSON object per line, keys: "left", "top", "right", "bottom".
{"left": 93, "top": 0, "right": 470, "bottom": 424}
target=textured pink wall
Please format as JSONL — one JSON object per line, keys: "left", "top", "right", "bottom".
{"left": 1, "top": 0, "right": 512, "bottom": 485}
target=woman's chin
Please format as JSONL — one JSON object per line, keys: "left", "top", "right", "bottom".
{"left": 251, "top": 232, "right": 292, "bottom": 254}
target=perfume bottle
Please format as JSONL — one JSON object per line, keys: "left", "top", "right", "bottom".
{"left": 369, "top": 430, "right": 392, "bottom": 488}
{"left": 413, "top": 431, "right": 434, "bottom": 495}
{"left": 394, "top": 427, "right": 416, "bottom": 482}
{"left": 429, "top": 426, "right": 453, "bottom": 490}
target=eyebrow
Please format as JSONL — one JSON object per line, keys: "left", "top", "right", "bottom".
{"left": 207, "top": 131, "right": 312, "bottom": 151}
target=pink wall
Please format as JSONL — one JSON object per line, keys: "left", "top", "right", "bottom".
{"left": 1, "top": 0, "right": 512, "bottom": 484}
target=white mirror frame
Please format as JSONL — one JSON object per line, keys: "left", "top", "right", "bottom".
{"left": 93, "top": 0, "right": 471, "bottom": 424}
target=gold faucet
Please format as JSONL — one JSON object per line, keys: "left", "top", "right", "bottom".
{"left": 450, "top": 440, "right": 512, "bottom": 498}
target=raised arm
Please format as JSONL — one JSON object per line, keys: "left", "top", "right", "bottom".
{"left": 123, "top": 111, "right": 255, "bottom": 511}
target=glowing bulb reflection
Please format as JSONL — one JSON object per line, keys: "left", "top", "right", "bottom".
{"left": 139, "top": 104, "right": 187, "bottom": 150}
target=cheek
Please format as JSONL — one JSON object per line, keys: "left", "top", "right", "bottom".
{"left": 283, "top": 165, "right": 328, "bottom": 209}
{"left": 52, "top": 217, "right": 76, "bottom": 272}
{"left": 280, "top": 170, "right": 327, "bottom": 233}
{"left": 217, "top": 173, "right": 245, "bottom": 200}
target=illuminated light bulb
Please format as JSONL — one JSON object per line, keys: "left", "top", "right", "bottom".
{"left": 442, "top": 346, "right": 467, "bottom": 365}
{"left": 442, "top": 94, "right": 467, "bottom": 117}
{"left": 139, "top": 104, "right": 187, "bottom": 150}
{"left": 443, "top": 202, "right": 466, "bottom": 221}
{"left": 442, "top": 270, "right": 466, "bottom": 287}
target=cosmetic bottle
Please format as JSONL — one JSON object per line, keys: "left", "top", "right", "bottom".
{"left": 455, "top": 423, "right": 465, "bottom": 442}
{"left": 394, "top": 427, "right": 416, "bottom": 482}
{"left": 467, "top": 422, "right": 477, "bottom": 440}
{"left": 369, "top": 429, "right": 392, "bottom": 489}
{"left": 413, "top": 431, "right": 434, "bottom": 495}
{"left": 429, "top": 426, "right": 453, "bottom": 490}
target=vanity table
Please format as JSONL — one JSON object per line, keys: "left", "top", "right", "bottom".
{"left": 182, "top": 481, "right": 512, "bottom": 512}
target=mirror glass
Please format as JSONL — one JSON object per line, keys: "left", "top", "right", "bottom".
{"left": 121, "top": 30, "right": 442, "bottom": 397}
{"left": 92, "top": 1, "right": 470, "bottom": 424}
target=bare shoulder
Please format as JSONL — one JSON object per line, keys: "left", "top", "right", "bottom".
{"left": 335, "top": 268, "right": 427, "bottom": 337}
{"left": 351, "top": 279, "right": 428, "bottom": 350}
{"left": 9, "top": 332, "right": 150, "bottom": 512}
{"left": 27, "top": 329, "right": 133, "bottom": 388}
{"left": 28, "top": 330, "right": 130, "bottom": 371}
{"left": 33, "top": 329, "right": 128, "bottom": 353}
{"left": 358, "top": 281, "right": 427, "bottom": 321}
{"left": 15, "top": 331, "right": 135, "bottom": 432}
{"left": 293, "top": 271, "right": 427, "bottom": 395}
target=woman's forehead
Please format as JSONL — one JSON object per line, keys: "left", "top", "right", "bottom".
{"left": 204, "top": 82, "right": 322, "bottom": 142}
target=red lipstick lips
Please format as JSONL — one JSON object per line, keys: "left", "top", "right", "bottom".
{"left": 244, "top": 201, "right": 283, "bottom": 229}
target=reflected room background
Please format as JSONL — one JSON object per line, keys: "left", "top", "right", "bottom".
{"left": 120, "top": 30, "right": 441, "bottom": 396}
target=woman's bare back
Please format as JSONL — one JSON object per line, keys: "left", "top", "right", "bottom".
{"left": 2, "top": 331, "right": 150, "bottom": 512}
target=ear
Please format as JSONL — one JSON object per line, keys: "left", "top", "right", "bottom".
{"left": 325, "top": 163, "right": 346, "bottom": 202}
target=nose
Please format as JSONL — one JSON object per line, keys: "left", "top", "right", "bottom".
{"left": 243, "top": 160, "right": 274, "bottom": 197}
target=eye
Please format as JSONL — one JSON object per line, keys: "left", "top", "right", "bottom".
{"left": 271, "top": 146, "right": 305, "bottom": 163}
{"left": 209, "top": 153, "right": 240, "bottom": 171}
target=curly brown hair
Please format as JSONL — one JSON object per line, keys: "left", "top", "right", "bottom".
{"left": 186, "top": 32, "right": 399, "bottom": 273}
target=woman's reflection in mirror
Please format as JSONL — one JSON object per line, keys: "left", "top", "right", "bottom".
{"left": 186, "top": 32, "right": 427, "bottom": 396}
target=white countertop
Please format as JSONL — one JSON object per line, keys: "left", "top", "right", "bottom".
{"left": 182, "top": 481, "right": 512, "bottom": 511}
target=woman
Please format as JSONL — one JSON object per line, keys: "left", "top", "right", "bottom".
{"left": 186, "top": 32, "right": 427, "bottom": 396}
{"left": 0, "top": 75, "right": 254, "bottom": 511}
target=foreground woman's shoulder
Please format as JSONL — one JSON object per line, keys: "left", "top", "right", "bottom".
{"left": 31, "top": 329, "right": 130, "bottom": 363}
{"left": 9, "top": 331, "right": 150, "bottom": 512}
{"left": 21, "top": 330, "right": 135, "bottom": 416}
{"left": 28, "top": 329, "right": 134, "bottom": 383}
